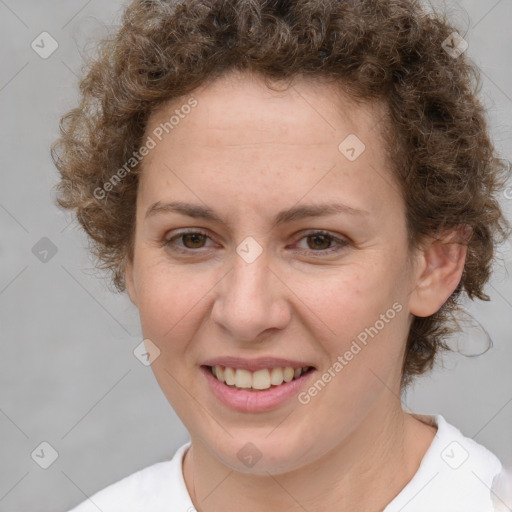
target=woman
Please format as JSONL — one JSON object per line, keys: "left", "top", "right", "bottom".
{"left": 52, "top": 0, "right": 511, "bottom": 510}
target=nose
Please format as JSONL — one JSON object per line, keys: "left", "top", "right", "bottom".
{"left": 210, "top": 248, "right": 291, "bottom": 343}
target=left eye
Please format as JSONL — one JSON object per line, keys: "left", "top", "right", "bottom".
{"left": 163, "top": 230, "right": 348, "bottom": 255}
{"left": 294, "top": 231, "right": 348, "bottom": 253}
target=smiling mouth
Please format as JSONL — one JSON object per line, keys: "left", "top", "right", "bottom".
{"left": 204, "top": 365, "right": 315, "bottom": 391}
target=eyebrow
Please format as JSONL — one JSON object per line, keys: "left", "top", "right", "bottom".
{"left": 145, "top": 200, "right": 368, "bottom": 228}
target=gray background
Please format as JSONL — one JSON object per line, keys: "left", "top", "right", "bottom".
{"left": 0, "top": 1, "right": 511, "bottom": 511}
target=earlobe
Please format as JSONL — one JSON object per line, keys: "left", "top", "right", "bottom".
{"left": 409, "top": 225, "right": 471, "bottom": 318}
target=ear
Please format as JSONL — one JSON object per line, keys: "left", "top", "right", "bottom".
{"left": 409, "top": 224, "right": 472, "bottom": 317}
{"left": 125, "top": 258, "right": 138, "bottom": 307}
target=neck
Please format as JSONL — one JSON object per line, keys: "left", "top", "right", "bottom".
{"left": 182, "top": 404, "right": 436, "bottom": 512}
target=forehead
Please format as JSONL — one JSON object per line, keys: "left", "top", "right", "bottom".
{"left": 138, "top": 71, "right": 398, "bottom": 219}
{"left": 145, "top": 70, "right": 387, "bottom": 155}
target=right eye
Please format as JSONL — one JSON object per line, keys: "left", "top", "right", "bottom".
{"left": 163, "top": 229, "right": 215, "bottom": 253}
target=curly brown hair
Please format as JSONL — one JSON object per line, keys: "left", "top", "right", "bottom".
{"left": 51, "top": 0, "right": 510, "bottom": 390}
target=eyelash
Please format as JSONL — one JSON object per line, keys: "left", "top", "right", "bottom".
{"left": 163, "top": 229, "right": 349, "bottom": 256}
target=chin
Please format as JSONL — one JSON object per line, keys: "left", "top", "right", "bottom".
{"left": 203, "top": 428, "right": 319, "bottom": 475}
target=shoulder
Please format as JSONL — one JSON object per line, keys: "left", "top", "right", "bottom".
{"left": 67, "top": 442, "right": 192, "bottom": 512}
{"left": 385, "top": 414, "right": 503, "bottom": 512}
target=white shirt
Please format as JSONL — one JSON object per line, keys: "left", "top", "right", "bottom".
{"left": 68, "top": 414, "right": 503, "bottom": 512}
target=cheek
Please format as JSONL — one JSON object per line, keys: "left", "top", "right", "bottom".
{"left": 305, "top": 269, "right": 407, "bottom": 417}
{"left": 300, "top": 265, "right": 398, "bottom": 337}
{"left": 133, "top": 256, "right": 212, "bottom": 345}
{"left": 298, "top": 260, "right": 409, "bottom": 381}
{"left": 133, "top": 239, "right": 409, "bottom": 358}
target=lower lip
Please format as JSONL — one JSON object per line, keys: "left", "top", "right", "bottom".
{"left": 200, "top": 366, "right": 315, "bottom": 413}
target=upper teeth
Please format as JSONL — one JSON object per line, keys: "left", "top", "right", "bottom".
{"left": 210, "top": 365, "right": 310, "bottom": 390}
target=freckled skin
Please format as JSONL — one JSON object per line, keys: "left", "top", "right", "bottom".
{"left": 125, "top": 70, "right": 464, "bottom": 512}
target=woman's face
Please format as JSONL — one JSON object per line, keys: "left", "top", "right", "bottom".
{"left": 126, "top": 70, "right": 423, "bottom": 473}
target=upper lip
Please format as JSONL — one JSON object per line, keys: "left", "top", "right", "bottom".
{"left": 201, "top": 356, "right": 315, "bottom": 372}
